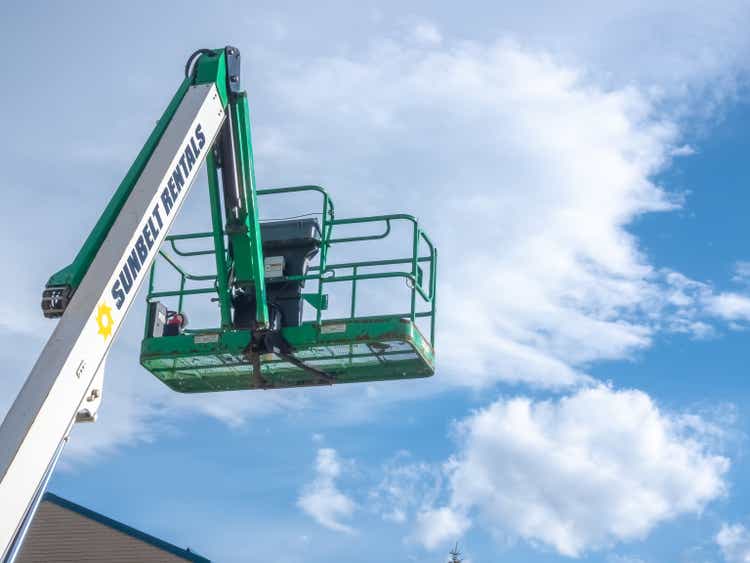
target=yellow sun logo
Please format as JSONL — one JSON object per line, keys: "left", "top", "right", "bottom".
{"left": 96, "top": 302, "right": 114, "bottom": 340}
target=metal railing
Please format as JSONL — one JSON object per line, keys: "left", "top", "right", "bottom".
{"left": 144, "top": 185, "right": 437, "bottom": 345}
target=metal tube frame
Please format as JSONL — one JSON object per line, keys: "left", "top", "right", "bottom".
{"left": 145, "top": 186, "right": 438, "bottom": 345}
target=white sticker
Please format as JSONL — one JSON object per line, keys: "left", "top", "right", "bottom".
{"left": 264, "top": 256, "right": 285, "bottom": 278}
{"left": 194, "top": 333, "right": 220, "bottom": 344}
{"left": 321, "top": 323, "right": 347, "bottom": 334}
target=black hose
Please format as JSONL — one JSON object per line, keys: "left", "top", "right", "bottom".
{"left": 184, "top": 48, "right": 217, "bottom": 79}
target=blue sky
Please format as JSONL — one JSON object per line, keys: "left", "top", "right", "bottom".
{"left": 2, "top": 1, "right": 750, "bottom": 562}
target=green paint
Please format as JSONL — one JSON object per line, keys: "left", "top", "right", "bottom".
{"left": 236, "top": 94, "right": 268, "bottom": 327}
{"left": 192, "top": 48, "right": 228, "bottom": 106}
{"left": 141, "top": 318, "right": 434, "bottom": 393}
{"left": 302, "top": 293, "right": 328, "bottom": 311}
{"left": 223, "top": 93, "right": 269, "bottom": 327}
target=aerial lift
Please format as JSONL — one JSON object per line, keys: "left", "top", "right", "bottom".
{"left": 0, "top": 46, "right": 436, "bottom": 560}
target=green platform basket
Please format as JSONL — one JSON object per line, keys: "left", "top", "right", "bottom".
{"left": 140, "top": 185, "right": 437, "bottom": 393}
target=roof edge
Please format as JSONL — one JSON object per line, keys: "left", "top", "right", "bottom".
{"left": 42, "top": 492, "right": 210, "bottom": 563}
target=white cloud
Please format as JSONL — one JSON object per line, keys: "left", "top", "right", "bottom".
{"left": 412, "top": 22, "right": 442, "bottom": 45}
{"left": 732, "top": 262, "right": 750, "bottom": 285}
{"left": 369, "top": 452, "right": 443, "bottom": 525}
{"left": 716, "top": 523, "right": 750, "bottom": 563}
{"left": 415, "top": 507, "right": 471, "bottom": 551}
{"left": 262, "top": 36, "right": 720, "bottom": 389}
{"left": 297, "top": 448, "right": 357, "bottom": 534}
{"left": 416, "top": 386, "right": 729, "bottom": 556}
{"left": 475, "top": 2, "right": 750, "bottom": 105}
{"left": 608, "top": 556, "right": 647, "bottom": 563}
{"left": 657, "top": 271, "right": 717, "bottom": 338}
{"left": 671, "top": 145, "right": 696, "bottom": 156}
{"left": 706, "top": 293, "right": 750, "bottom": 323}
{"left": 652, "top": 270, "right": 750, "bottom": 335}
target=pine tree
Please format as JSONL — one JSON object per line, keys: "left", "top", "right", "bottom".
{"left": 448, "top": 543, "right": 463, "bottom": 563}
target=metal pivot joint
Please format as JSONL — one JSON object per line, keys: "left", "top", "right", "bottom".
{"left": 225, "top": 46, "right": 241, "bottom": 96}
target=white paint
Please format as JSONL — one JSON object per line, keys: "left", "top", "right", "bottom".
{"left": 194, "top": 333, "right": 220, "bottom": 344}
{"left": 264, "top": 255, "right": 285, "bottom": 279}
{"left": 320, "top": 323, "right": 347, "bottom": 335}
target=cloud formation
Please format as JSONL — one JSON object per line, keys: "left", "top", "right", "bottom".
{"left": 297, "top": 448, "right": 357, "bottom": 534}
{"left": 707, "top": 293, "right": 750, "bottom": 323}
{"left": 369, "top": 452, "right": 443, "bottom": 525}
{"left": 716, "top": 523, "right": 750, "bottom": 563}
{"left": 732, "top": 262, "right": 750, "bottom": 285}
{"left": 260, "top": 33, "right": 750, "bottom": 390}
{"left": 416, "top": 386, "right": 729, "bottom": 556}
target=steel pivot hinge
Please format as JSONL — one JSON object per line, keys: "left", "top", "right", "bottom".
{"left": 225, "top": 45, "right": 241, "bottom": 96}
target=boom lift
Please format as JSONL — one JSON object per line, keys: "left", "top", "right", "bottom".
{"left": 0, "top": 46, "right": 437, "bottom": 560}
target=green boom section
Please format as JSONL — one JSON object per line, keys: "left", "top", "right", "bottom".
{"left": 141, "top": 318, "right": 434, "bottom": 392}
{"left": 46, "top": 49, "right": 228, "bottom": 291}
{"left": 222, "top": 92, "right": 269, "bottom": 326}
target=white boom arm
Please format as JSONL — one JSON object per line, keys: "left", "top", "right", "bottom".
{"left": 0, "top": 83, "right": 225, "bottom": 560}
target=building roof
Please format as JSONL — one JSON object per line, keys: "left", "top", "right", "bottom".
{"left": 36, "top": 493, "right": 211, "bottom": 562}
